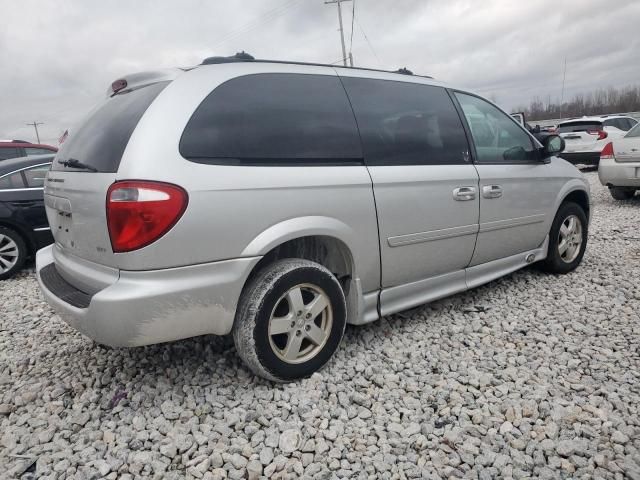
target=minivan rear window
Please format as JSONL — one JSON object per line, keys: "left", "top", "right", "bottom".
{"left": 557, "top": 121, "right": 602, "bottom": 133}
{"left": 52, "top": 81, "right": 169, "bottom": 173}
{"left": 180, "top": 73, "right": 362, "bottom": 164}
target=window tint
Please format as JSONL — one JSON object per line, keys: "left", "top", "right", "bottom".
{"left": 25, "top": 147, "right": 54, "bottom": 156}
{"left": 23, "top": 165, "right": 50, "bottom": 188}
{"left": 0, "top": 171, "right": 26, "bottom": 189}
{"left": 557, "top": 121, "right": 602, "bottom": 133}
{"left": 180, "top": 73, "right": 362, "bottom": 164}
{"left": 0, "top": 147, "right": 21, "bottom": 160}
{"left": 625, "top": 122, "right": 640, "bottom": 138}
{"left": 341, "top": 78, "right": 469, "bottom": 165}
{"left": 620, "top": 118, "right": 635, "bottom": 131}
{"left": 455, "top": 93, "right": 536, "bottom": 163}
{"left": 52, "top": 81, "right": 168, "bottom": 173}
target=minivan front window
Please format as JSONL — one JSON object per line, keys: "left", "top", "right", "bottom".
{"left": 455, "top": 93, "right": 536, "bottom": 163}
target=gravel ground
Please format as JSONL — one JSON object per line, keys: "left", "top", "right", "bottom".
{"left": 1, "top": 172, "right": 639, "bottom": 480}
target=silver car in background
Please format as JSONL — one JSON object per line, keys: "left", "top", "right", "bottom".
{"left": 598, "top": 122, "right": 640, "bottom": 200}
{"left": 36, "top": 54, "right": 590, "bottom": 381}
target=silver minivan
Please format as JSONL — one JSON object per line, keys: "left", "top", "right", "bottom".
{"left": 37, "top": 54, "right": 590, "bottom": 381}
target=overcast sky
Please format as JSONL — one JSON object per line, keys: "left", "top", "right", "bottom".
{"left": 1, "top": 0, "right": 639, "bottom": 145}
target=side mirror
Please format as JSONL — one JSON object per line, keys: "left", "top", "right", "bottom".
{"left": 542, "top": 135, "right": 565, "bottom": 157}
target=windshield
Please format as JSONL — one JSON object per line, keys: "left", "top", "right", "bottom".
{"left": 52, "top": 81, "right": 168, "bottom": 173}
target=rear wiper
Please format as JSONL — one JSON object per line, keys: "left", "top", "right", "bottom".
{"left": 58, "top": 158, "right": 98, "bottom": 172}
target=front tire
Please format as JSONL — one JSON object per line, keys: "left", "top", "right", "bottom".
{"left": 0, "top": 227, "right": 27, "bottom": 280}
{"left": 541, "top": 202, "right": 588, "bottom": 274}
{"left": 609, "top": 186, "right": 636, "bottom": 200}
{"left": 233, "top": 259, "right": 347, "bottom": 382}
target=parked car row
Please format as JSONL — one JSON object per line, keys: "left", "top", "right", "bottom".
{"left": 598, "top": 121, "right": 640, "bottom": 199}
{"left": 0, "top": 140, "right": 57, "bottom": 161}
{"left": 557, "top": 115, "right": 638, "bottom": 166}
{"left": 0, "top": 155, "right": 54, "bottom": 279}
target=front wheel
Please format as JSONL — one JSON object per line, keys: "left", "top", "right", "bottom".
{"left": 233, "top": 259, "right": 347, "bottom": 382}
{"left": 540, "top": 202, "right": 588, "bottom": 274}
{"left": 609, "top": 186, "right": 636, "bottom": 200}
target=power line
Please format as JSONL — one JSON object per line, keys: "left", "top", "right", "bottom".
{"left": 349, "top": 0, "right": 355, "bottom": 59}
{"left": 355, "top": 18, "right": 381, "bottom": 67}
{"left": 208, "top": 0, "right": 302, "bottom": 52}
{"left": 25, "top": 121, "right": 43, "bottom": 144}
{"left": 325, "top": 0, "right": 353, "bottom": 67}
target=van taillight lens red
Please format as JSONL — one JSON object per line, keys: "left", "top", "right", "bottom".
{"left": 106, "top": 181, "right": 188, "bottom": 253}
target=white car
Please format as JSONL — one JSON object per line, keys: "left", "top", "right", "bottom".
{"left": 598, "top": 122, "right": 640, "bottom": 200}
{"left": 557, "top": 115, "right": 638, "bottom": 165}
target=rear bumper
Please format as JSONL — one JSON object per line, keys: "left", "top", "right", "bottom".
{"left": 558, "top": 151, "right": 601, "bottom": 166}
{"left": 598, "top": 157, "right": 640, "bottom": 187}
{"left": 36, "top": 245, "right": 261, "bottom": 347}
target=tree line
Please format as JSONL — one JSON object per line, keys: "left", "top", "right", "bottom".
{"left": 514, "top": 85, "right": 640, "bottom": 121}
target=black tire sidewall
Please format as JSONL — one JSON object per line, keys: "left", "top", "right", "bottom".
{"left": 609, "top": 187, "right": 635, "bottom": 200}
{"left": 546, "top": 202, "right": 588, "bottom": 274}
{"left": 0, "top": 227, "right": 27, "bottom": 280}
{"left": 252, "top": 265, "right": 346, "bottom": 381}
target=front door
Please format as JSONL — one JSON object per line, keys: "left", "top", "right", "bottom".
{"left": 453, "top": 92, "right": 559, "bottom": 266}
{"left": 341, "top": 75, "right": 480, "bottom": 313}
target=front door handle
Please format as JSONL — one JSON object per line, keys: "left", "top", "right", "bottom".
{"left": 453, "top": 186, "right": 477, "bottom": 201}
{"left": 482, "top": 185, "right": 503, "bottom": 199}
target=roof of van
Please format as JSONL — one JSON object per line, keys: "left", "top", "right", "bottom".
{"left": 199, "top": 51, "right": 433, "bottom": 80}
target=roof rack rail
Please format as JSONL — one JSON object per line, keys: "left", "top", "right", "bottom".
{"left": 200, "top": 52, "right": 431, "bottom": 79}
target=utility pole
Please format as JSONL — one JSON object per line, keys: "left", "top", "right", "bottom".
{"left": 325, "top": 0, "right": 352, "bottom": 67}
{"left": 559, "top": 57, "right": 567, "bottom": 119}
{"left": 26, "top": 121, "right": 44, "bottom": 144}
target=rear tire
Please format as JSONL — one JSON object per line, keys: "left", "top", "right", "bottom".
{"left": 540, "top": 202, "right": 588, "bottom": 274}
{"left": 233, "top": 259, "right": 347, "bottom": 382}
{"left": 609, "top": 186, "right": 636, "bottom": 200}
{"left": 0, "top": 227, "right": 27, "bottom": 280}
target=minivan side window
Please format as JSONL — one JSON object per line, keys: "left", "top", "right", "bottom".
{"left": 180, "top": 73, "right": 362, "bottom": 164}
{"left": 454, "top": 93, "right": 537, "bottom": 163}
{"left": 341, "top": 77, "right": 470, "bottom": 166}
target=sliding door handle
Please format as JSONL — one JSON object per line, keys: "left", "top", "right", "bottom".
{"left": 482, "top": 185, "right": 503, "bottom": 198}
{"left": 453, "top": 186, "right": 477, "bottom": 201}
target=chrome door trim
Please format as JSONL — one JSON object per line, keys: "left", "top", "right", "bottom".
{"left": 388, "top": 223, "right": 479, "bottom": 247}
{"left": 479, "top": 214, "right": 546, "bottom": 233}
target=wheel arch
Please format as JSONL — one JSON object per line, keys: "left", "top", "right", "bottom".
{"left": 239, "top": 217, "right": 367, "bottom": 325}
{"left": 559, "top": 187, "right": 590, "bottom": 221}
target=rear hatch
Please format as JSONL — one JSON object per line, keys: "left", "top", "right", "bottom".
{"left": 557, "top": 120, "right": 605, "bottom": 152}
{"left": 45, "top": 78, "right": 171, "bottom": 268}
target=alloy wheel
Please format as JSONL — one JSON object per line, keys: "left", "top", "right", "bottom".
{"left": 268, "top": 283, "right": 333, "bottom": 364}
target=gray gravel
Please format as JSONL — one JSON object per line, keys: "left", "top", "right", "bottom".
{"left": 1, "top": 172, "right": 639, "bottom": 480}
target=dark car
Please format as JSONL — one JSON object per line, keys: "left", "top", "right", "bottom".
{"left": 0, "top": 155, "right": 54, "bottom": 279}
{"left": 0, "top": 140, "right": 58, "bottom": 162}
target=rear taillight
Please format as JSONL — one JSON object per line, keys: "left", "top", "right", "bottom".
{"left": 600, "top": 142, "right": 615, "bottom": 161}
{"left": 106, "top": 181, "right": 188, "bottom": 253}
{"left": 587, "top": 129, "right": 608, "bottom": 140}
